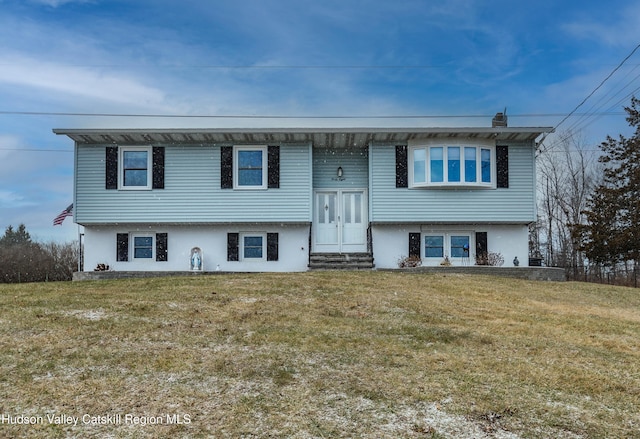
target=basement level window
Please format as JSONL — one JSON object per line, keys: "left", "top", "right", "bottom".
{"left": 133, "top": 235, "right": 154, "bottom": 259}
{"left": 241, "top": 233, "right": 266, "bottom": 261}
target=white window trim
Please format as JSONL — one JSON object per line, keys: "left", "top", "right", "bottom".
{"left": 119, "top": 146, "right": 152, "bottom": 190}
{"left": 240, "top": 232, "right": 267, "bottom": 261}
{"left": 233, "top": 145, "right": 267, "bottom": 190}
{"left": 409, "top": 142, "right": 496, "bottom": 189}
{"left": 131, "top": 233, "right": 155, "bottom": 260}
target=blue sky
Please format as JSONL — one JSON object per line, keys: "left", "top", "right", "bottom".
{"left": 2, "top": 0, "right": 640, "bottom": 243}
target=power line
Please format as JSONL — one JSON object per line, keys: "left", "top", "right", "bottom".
{"left": 0, "top": 64, "right": 451, "bottom": 70}
{"left": 562, "top": 63, "right": 640, "bottom": 134}
{"left": 0, "top": 148, "right": 73, "bottom": 152}
{"left": 538, "top": 42, "right": 640, "bottom": 155}
{"left": 0, "top": 110, "right": 626, "bottom": 119}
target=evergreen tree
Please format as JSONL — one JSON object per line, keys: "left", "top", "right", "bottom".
{"left": 577, "top": 97, "right": 640, "bottom": 269}
{"left": 0, "top": 224, "right": 32, "bottom": 247}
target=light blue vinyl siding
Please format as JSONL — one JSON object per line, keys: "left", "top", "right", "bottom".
{"left": 75, "top": 144, "right": 312, "bottom": 224}
{"left": 313, "top": 147, "right": 368, "bottom": 188}
{"left": 369, "top": 143, "right": 536, "bottom": 223}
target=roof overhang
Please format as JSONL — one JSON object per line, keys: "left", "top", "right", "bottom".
{"left": 53, "top": 127, "right": 553, "bottom": 148}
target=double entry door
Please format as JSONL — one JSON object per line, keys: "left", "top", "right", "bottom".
{"left": 314, "top": 189, "right": 367, "bottom": 253}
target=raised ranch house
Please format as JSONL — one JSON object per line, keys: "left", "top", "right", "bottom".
{"left": 54, "top": 117, "right": 552, "bottom": 273}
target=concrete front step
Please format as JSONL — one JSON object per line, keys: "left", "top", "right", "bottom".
{"left": 308, "top": 253, "right": 375, "bottom": 269}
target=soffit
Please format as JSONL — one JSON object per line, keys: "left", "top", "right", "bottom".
{"left": 53, "top": 127, "right": 553, "bottom": 147}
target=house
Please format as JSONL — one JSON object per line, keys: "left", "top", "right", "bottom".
{"left": 54, "top": 117, "right": 551, "bottom": 272}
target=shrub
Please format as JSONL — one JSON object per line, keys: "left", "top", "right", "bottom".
{"left": 476, "top": 252, "right": 505, "bottom": 267}
{"left": 397, "top": 255, "right": 422, "bottom": 268}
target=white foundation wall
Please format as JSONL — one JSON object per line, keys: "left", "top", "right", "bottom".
{"left": 82, "top": 224, "right": 310, "bottom": 272}
{"left": 371, "top": 224, "right": 530, "bottom": 268}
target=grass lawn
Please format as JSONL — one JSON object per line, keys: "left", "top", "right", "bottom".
{"left": 0, "top": 272, "right": 639, "bottom": 438}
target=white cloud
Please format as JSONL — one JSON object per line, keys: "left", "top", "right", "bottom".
{"left": 28, "top": 0, "right": 93, "bottom": 7}
{"left": 562, "top": 3, "right": 640, "bottom": 47}
{"left": 0, "top": 190, "right": 35, "bottom": 209}
{"left": 0, "top": 54, "right": 166, "bottom": 108}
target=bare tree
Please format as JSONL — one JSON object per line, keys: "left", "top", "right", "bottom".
{"left": 0, "top": 224, "right": 78, "bottom": 283}
{"left": 535, "top": 130, "right": 600, "bottom": 277}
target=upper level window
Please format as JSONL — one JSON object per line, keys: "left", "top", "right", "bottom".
{"left": 410, "top": 143, "right": 494, "bottom": 188}
{"left": 234, "top": 146, "right": 267, "bottom": 189}
{"left": 120, "top": 147, "right": 151, "bottom": 190}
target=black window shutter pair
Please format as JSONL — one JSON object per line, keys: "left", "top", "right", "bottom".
{"left": 116, "top": 233, "right": 168, "bottom": 262}
{"left": 395, "top": 145, "right": 509, "bottom": 188}
{"left": 220, "top": 146, "right": 280, "bottom": 189}
{"left": 105, "top": 146, "right": 164, "bottom": 189}
{"left": 227, "top": 232, "right": 279, "bottom": 261}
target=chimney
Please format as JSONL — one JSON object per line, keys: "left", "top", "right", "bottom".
{"left": 492, "top": 109, "right": 507, "bottom": 128}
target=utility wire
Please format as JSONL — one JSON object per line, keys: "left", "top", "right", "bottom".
{"left": 562, "top": 63, "right": 640, "bottom": 135}
{"left": 0, "top": 64, "right": 450, "bottom": 70}
{"left": 0, "top": 110, "right": 626, "bottom": 119}
{"left": 0, "top": 148, "right": 73, "bottom": 152}
{"left": 538, "top": 42, "right": 640, "bottom": 155}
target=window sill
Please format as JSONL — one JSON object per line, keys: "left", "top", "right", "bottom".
{"left": 410, "top": 183, "right": 495, "bottom": 189}
{"left": 233, "top": 186, "right": 268, "bottom": 191}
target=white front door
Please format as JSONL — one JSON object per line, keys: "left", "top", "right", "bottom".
{"left": 314, "top": 190, "right": 367, "bottom": 253}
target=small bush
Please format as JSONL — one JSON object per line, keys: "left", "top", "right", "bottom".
{"left": 397, "top": 255, "right": 422, "bottom": 268}
{"left": 476, "top": 252, "right": 505, "bottom": 266}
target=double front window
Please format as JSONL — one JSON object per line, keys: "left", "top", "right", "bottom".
{"left": 424, "top": 233, "right": 471, "bottom": 259}
{"left": 411, "top": 144, "right": 494, "bottom": 188}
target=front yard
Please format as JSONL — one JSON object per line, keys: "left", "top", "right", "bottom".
{"left": 1, "top": 272, "right": 638, "bottom": 438}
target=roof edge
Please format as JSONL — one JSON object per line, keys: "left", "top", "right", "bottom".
{"left": 53, "top": 126, "right": 553, "bottom": 136}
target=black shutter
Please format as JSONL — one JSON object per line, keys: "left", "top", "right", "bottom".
{"left": 267, "top": 145, "right": 280, "bottom": 188}
{"left": 496, "top": 146, "right": 509, "bottom": 188}
{"left": 156, "top": 233, "right": 168, "bottom": 262}
{"left": 221, "top": 146, "right": 233, "bottom": 189}
{"left": 152, "top": 147, "right": 165, "bottom": 189}
{"left": 227, "top": 233, "right": 239, "bottom": 261}
{"left": 476, "top": 232, "right": 488, "bottom": 261}
{"left": 116, "top": 233, "right": 129, "bottom": 262}
{"left": 396, "top": 145, "right": 408, "bottom": 188}
{"left": 409, "top": 232, "right": 421, "bottom": 258}
{"left": 106, "top": 146, "right": 118, "bottom": 190}
{"left": 267, "top": 233, "right": 279, "bottom": 261}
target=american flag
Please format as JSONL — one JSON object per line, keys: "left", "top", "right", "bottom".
{"left": 53, "top": 204, "right": 73, "bottom": 226}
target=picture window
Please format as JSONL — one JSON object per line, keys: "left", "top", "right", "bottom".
{"left": 410, "top": 144, "right": 494, "bottom": 188}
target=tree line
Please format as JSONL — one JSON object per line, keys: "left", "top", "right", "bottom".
{"left": 0, "top": 224, "right": 78, "bottom": 283}
{"left": 534, "top": 97, "right": 640, "bottom": 286}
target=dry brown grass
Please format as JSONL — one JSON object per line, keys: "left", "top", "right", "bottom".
{"left": 0, "top": 272, "right": 639, "bottom": 438}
